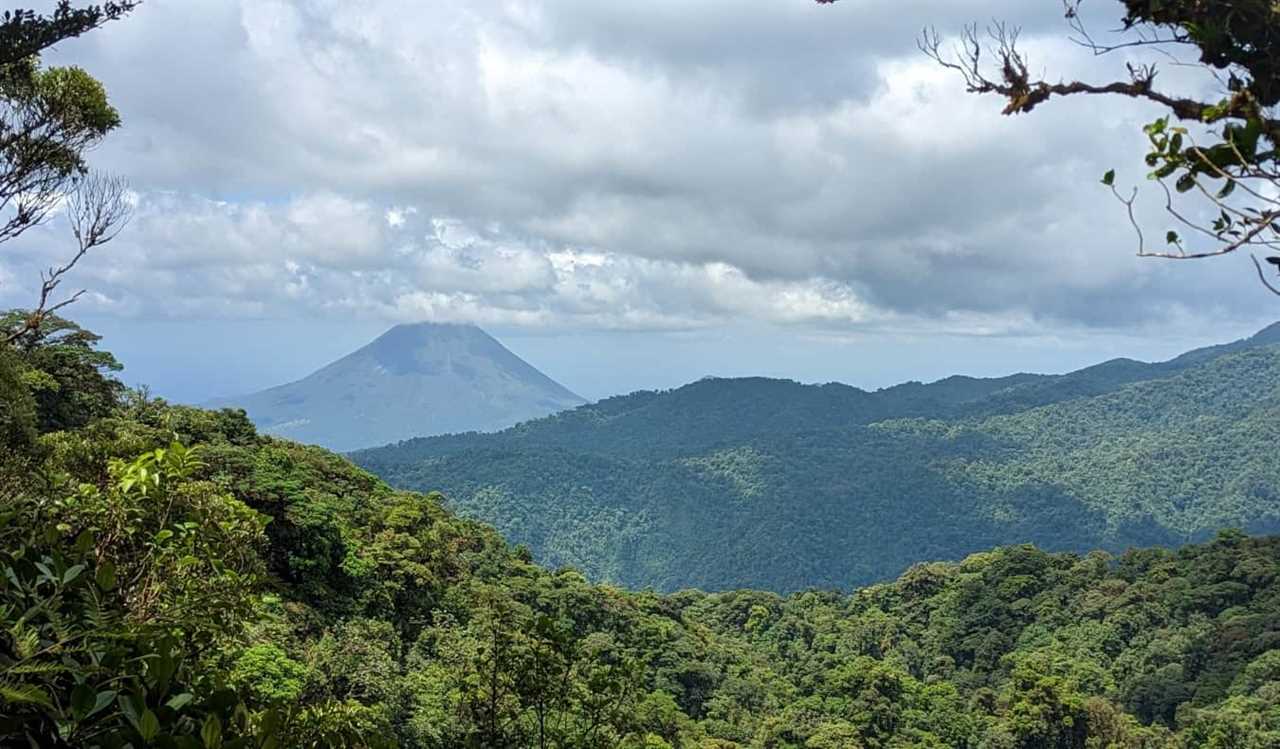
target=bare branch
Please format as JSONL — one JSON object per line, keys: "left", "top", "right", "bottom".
{"left": 1252, "top": 255, "right": 1280, "bottom": 296}
{"left": 919, "top": 18, "right": 1276, "bottom": 133}
{"left": 1109, "top": 184, "right": 1146, "bottom": 256}
{"left": 921, "top": 3, "right": 1280, "bottom": 296}
{"left": 68, "top": 171, "right": 131, "bottom": 253}
{"left": 3, "top": 172, "right": 130, "bottom": 345}
{"left": 1063, "top": 0, "right": 1194, "bottom": 59}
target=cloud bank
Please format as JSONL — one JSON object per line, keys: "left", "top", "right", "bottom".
{"left": 3, "top": 0, "right": 1270, "bottom": 337}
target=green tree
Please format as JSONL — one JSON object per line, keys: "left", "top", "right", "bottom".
{"left": 1, "top": 3, "right": 138, "bottom": 67}
{"left": 0, "top": 445, "right": 264, "bottom": 747}
{"left": 0, "top": 342, "right": 37, "bottom": 465}
{"left": 1, "top": 312, "right": 123, "bottom": 430}
{"left": 1, "top": 4, "right": 133, "bottom": 343}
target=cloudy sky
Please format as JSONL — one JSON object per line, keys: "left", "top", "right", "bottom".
{"left": 4, "top": 0, "right": 1276, "bottom": 400}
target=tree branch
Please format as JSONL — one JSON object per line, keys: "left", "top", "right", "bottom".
{"left": 0, "top": 3, "right": 140, "bottom": 67}
{"left": 1251, "top": 255, "right": 1280, "bottom": 296}
{"left": 919, "top": 23, "right": 1270, "bottom": 127}
{"left": 3, "top": 173, "right": 129, "bottom": 345}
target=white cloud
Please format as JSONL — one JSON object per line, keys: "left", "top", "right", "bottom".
{"left": 0, "top": 194, "right": 875, "bottom": 330}
{"left": 385, "top": 205, "right": 416, "bottom": 227}
{"left": 1, "top": 0, "right": 1268, "bottom": 339}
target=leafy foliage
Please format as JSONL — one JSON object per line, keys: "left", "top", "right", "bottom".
{"left": 0, "top": 51, "right": 122, "bottom": 248}
{"left": 1, "top": 8, "right": 134, "bottom": 343}
{"left": 4, "top": 319, "right": 1280, "bottom": 747}
{"left": 0, "top": 2, "right": 138, "bottom": 67}
{"left": 0, "top": 444, "right": 273, "bottom": 747}
{"left": 2, "top": 311, "right": 124, "bottom": 431}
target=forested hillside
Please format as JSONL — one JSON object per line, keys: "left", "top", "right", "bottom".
{"left": 356, "top": 325, "right": 1280, "bottom": 591}
{"left": 3, "top": 315, "right": 1280, "bottom": 747}
{"left": 6, "top": 0, "right": 1280, "bottom": 746}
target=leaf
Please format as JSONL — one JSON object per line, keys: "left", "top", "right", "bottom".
{"left": 153, "top": 529, "right": 174, "bottom": 544}
{"left": 63, "top": 564, "right": 86, "bottom": 585}
{"left": 1176, "top": 173, "right": 1197, "bottom": 193}
{"left": 118, "top": 692, "right": 141, "bottom": 724}
{"left": 74, "top": 530, "right": 95, "bottom": 554}
{"left": 151, "top": 650, "right": 176, "bottom": 690}
{"left": 201, "top": 714, "right": 223, "bottom": 749}
{"left": 95, "top": 561, "right": 116, "bottom": 591}
{"left": 1218, "top": 180, "right": 1237, "bottom": 199}
{"left": 1101, "top": 169, "right": 1115, "bottom": 186}
{"left": 1166, "top": 230, "right": 1180, "bottom": 245}
{"left": 257, "top": 709, "right": 281, "bottom": 738}
{"left": 11, "top": 624, "right": 39, "bottom": 659}
{"left": 1203, "top": 100, "right": 1229, "bottom": 122}
{"left": 71, "top": 683, "right": 96, "bottom": 720}
{"left": 89, "top": 689, "right": 116, "bottom": 718}
{"left": 138, "top": 709, "right": 160, "bottom": 741}
{"left": 167, "top": 692, "right": 195, "bottom": 711}
{"left": 0, "top": 681, "right": 52, "bottom": 706}
{"left": 0, "top": 683, "right": 53, "bottom": 708}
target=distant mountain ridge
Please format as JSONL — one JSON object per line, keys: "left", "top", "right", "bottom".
{"left": 211, "top": 323, "right": 584, "bottom": 452}
{"left": 354, "top": 322, "right": 1280, "bottom": 592}
{"left": 364, "top": 322, "right": 1280, "bottom": 462}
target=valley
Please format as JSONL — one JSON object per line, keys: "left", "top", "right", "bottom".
{"left": 356, "top": 324, "right": 1280, "bottom": 591}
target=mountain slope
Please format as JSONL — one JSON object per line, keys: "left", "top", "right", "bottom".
{"left": 368, "top": 323, "right": 1280, "bottom": 465}
{"left": 8, "top": 317, "right": 1280, "bottom": 747}
{"left": 355, "top": 324, "right": 1280, "bottom": 592}
{"left": 213, "top": 323, "right": 584, "bottom": 451}
{"left": 15, "top": 391, "right": 1280, "bottom": 745}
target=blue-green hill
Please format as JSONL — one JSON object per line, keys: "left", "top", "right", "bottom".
{"left": 356, "top": 325, "right": 1280, "bottom": 591}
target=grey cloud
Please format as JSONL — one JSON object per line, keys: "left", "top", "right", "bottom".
{"left": 4, "top": 0, "right": 1269, "bottom": 338}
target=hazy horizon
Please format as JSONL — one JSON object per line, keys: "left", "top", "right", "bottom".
{"left": 4, "top": 0, "right": 1277, "bottom": 406}
{"left": 83, "top": 314, "right": 1273, "bottom": 404}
